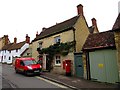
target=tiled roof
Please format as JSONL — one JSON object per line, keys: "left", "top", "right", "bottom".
{"left": 2, "top": 41, "right": 26, "bottom": 51}
{"left": 112, "top": 13, "right": 120, "bottom": 30}
{"left": 2, "top": 43, "right": 14, "bottom": 50}
{"left": 32, "top": 15, "right": 80, "bottom": 42}
{"left": 7, "top": 41, "right": 26, "bottom": 51}
{"left": 82, "top": 31, "right": 115, "bottom": 50}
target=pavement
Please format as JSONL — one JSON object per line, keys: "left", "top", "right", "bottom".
{"left": 40, "top": 71, "right": 119, "bottom": 89}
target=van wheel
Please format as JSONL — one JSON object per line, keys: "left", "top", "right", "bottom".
{"left": 24, "top": 71, "right": 28, "bottom": 76}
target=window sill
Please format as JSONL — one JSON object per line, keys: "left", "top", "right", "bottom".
{"left": 54, "top": 64, "right": 61, "bottom": 67}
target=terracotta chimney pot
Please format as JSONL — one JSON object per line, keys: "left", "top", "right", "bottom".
{"left": 14, "top": 37, "right": 17, "bottom": 44}
{"left": 4, "top": 35, "right": 9, "bottom": 45}
{"left": 26, "top": 34, "right": 30, "bottom": 44}
{"left": 36, "top": 31, "right": 39, "bottom": 37}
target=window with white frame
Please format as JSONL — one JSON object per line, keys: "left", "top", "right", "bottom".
{"left": 9, "top": 57, "right": 11, "bottom": 60}
{"left": 54, "top": 36, "right": 61, "bottom": 44}
{"left": 55, "top": 55, "right": 61, "bottom": 65}
{"left": 4, "top": 56, "right": 6, "bottom": 59}
{"left": 16, "top": 49, "right": 18, "bottom": 52}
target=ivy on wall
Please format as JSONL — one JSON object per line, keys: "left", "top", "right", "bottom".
{"left": 37, "top": 41, "right": 75, "bottom": 60}
{"left": 37, "top": 41, "right": 75, "bottom": 71}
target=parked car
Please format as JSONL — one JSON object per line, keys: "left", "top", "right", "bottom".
{"left": 15, "top": 57, "right": 42, "bottom": 76}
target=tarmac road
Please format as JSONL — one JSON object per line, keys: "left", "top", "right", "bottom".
{"left": 2, "top": 64, "right": 70, "bottom": 89}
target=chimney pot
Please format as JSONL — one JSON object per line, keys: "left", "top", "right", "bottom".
{"left": 42, "top": 27, "right": 46, "bottom": 32}
{"left": 26, "top": 34, "right": 30, "bottom": 44}
{"left": 36, "top": 31, "right": 39, "bottom": 37}
{"left": 14, "top": 37, "right": 17, "bottom": 44}
{"left": 77, "top": 4, "right": 84, "bottom": 16}
{"left": 4, "top": 35, "right": 9, "bottom": 45}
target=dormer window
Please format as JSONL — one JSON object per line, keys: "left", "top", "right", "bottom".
{"left": 54, "top": 36, "right": 61, "bottom": 44}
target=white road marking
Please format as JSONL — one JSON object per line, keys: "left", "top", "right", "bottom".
{"left": 35, "top": 76, "right": 68, "bottom": 88}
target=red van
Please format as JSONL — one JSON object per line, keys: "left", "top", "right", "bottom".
{"left": 15, "top": 57, "right": 42, "bottom": 76}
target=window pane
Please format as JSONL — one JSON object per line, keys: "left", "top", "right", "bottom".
{"left": 55, "top": 56, "right": 61, "bottom": 65}
{"left": 54, "top": 36, "right": 61, "bottom": 43}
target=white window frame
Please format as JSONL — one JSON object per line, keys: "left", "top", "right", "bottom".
{"left": 38, "top": 41, "right": 43, "bottom": 50}
{"left": 9, "top": 56, "right": 11, "bottom": 60}
{"left": 54, "top": 36, "right": 61, "bottom": 44}
{"left": 16, "top": 49, "right": 18, "bottom": 52}
{"left": 9, "top": 50, "right": 11, "bottom": 53}
{"left": 55, "top": 55, "right": 61, "bottom": 66}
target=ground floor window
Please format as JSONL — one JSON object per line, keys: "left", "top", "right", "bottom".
{"left": 55, "top": 55, "right": 61, "bottom": 66}
{"left": 9, "top": 57, "right": 11, "bottom": 60}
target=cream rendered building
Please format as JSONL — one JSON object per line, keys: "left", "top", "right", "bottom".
{"left": 32, "top": 4, "right": 99, "bottom": 75}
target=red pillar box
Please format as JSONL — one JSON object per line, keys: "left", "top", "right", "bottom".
{"left": 65, "top": 60, "right": 71, "bottom": 76}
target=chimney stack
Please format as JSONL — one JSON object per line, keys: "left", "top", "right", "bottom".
{"left": 26, "top": 34, "right": 30, "bottom": 44}
{"left": 91, "top": 18, "right": 99, "bottom": 33}
{"left": 77, "top": 4, "right": 84, "bottom": 16}
{"left": 14, "top": 37, "right": 17, "bottom": 44}
{"left": 4, "top": 35, "right": 9, "bottom": 45}
{"left": 92, "top": 18, "right": 97, "bottom": 27}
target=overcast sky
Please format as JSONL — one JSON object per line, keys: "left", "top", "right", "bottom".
{"left": 0, "top": 0, "right": 120, "bottom": 42}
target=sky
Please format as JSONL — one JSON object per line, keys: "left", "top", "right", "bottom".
{"left": 0, "top": 0, "right": 120, "bottom": 42}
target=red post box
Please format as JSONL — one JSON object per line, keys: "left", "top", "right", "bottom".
{"left": 65, "top": 60, "right": 71, "bottom": 76}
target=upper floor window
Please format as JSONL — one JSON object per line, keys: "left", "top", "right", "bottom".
{"left": 38, "top": 42, "right": 43, "bottom": 50}
{"left": 54, "top": 36, "right": 61, "bottom": 44}
{"left": 9, "top": 51, "right": 11, "bottom": 53}
{"left": 16, "top": 49, "right": 18, "bottom": 52}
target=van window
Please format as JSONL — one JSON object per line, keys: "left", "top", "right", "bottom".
{"left": 20, "top": 61, "right": 25, "bottom": 66}
{"left": 23, "top": 60, "right": 37, "bottom": 66}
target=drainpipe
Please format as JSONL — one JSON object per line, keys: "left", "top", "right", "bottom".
{"left": 86, "top": 52, "right": 91, "bottom": 80}
{"left": 72, "top": 27, "right": 76, "bottom": 52}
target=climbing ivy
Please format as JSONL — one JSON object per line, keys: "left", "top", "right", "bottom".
{"left": 37, "top": 41, "right": 75, "bottom": 60}
{"left": 37, "top": 41, "right": 75, "bottom": 71}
